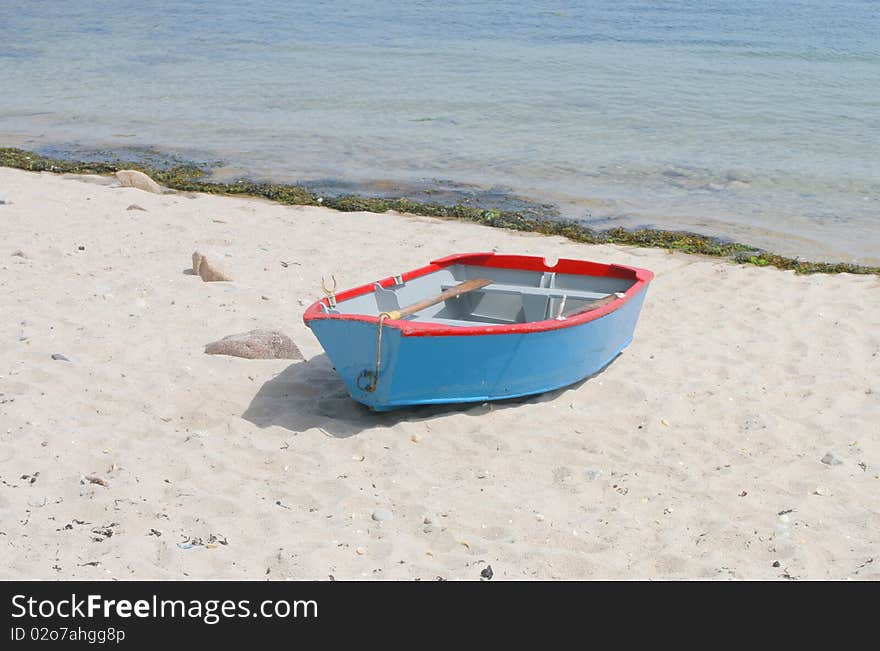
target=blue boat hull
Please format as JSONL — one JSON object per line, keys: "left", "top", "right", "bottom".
{"left": 308, "top": 287, "right": 648, "bottom": 411}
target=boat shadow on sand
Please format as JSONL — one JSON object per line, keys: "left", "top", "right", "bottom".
{"left": 241, "top": 352, "right": 617, "bottom": 438}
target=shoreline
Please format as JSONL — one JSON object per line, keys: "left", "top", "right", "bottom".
{"left": 2, "top": 147, "right": 878, "bottom": 277}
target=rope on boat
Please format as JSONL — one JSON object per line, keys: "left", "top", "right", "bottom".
{"left": 359, "top": 312, "right": 389, "bottom": 393}
{"left": 357, "top": 279, "right": 490, "bottom": 393}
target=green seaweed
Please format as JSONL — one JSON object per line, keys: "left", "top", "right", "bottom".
{"left": 2, "top": 146, "right": 877, "bottom": 276}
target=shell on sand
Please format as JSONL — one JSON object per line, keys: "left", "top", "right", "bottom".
{"left": 204, "top": 329, "right": 303, "bottom": 360}
{"left": 115, "top": 169, "right": 163, "bottom": 194}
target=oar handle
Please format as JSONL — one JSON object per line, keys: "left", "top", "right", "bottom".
{"left": 562, "top": 292, "right": 623, "bottom": 318}
{"left": 382, "top": 278, "right": 492, "bottom": 320}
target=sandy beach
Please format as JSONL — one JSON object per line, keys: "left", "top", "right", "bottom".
{"left": 1, "top": 166, "right": 878, "bottom": 580}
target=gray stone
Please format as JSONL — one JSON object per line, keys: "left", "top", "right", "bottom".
{"left": 371, "top": 509, "right": 393, "bottom": 522}
{"left": 204, "top": 329, "right": 303, "bottom": 360}
{"left": 51, "top": 353, "right": 70, "bottom": 362}
{"left": 821, "top": 452, "right": 843, "bottom": 466}
{"left": 126, "top": 204, "right": 147, "bottom": 211}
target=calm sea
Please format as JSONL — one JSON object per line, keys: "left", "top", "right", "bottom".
{"left": 1, "top": 0, "right": 878, "bottom": 263}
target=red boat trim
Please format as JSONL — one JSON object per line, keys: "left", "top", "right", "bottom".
{"left": 302, "top": 252, "right": 654, "bottom": 337}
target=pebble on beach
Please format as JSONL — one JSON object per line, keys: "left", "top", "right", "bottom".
{"left": 821, "top": 452, "right": 843, "bottom": 466}
{"left": 192, "top": 251, "right": 233, "bottom": 282}
{"left": 115, "top": 170, "right": 162, "bottom": 194}
{"left": 51, "top": 353, "right": 70, "bottom": 362}
{"left": 371, "top": 509, "right": 393, "bottom": 522}
{"left": 204, "top": 329, "right": 303, "bottom": 360}
{"left": 126, "top": 203, "right": 147, "bottom": 211}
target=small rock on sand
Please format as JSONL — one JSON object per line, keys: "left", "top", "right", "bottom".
{"left": 126, "top": 204, "right": 147, "bottom": 211}
{"left": 371, "top": 509, "right": 393, "bottom": 522}
{"left": 204, "top": 329, "right": 303, "bottom": 360}
{"left": 821, "top": 452, "right": 843, "bottom": 466}
{"left": 115, "top": 170, "right": 162, "bottom": 194}
{"left": 12, "top": 250, "right": 26, "bottom": 258}
{"left": 51, "top": 353, "right": 70, "bottom": 362}
{"left": 192, "top": 251, "right": 232, "bottom": 282}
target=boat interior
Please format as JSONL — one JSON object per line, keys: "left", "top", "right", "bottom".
{"left": 323, "top": 263, "right": 637, "bottom": 326}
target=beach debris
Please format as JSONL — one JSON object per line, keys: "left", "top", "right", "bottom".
{"left": 191, "top": 251, "right": 232, "bottom": 282}
{"left": 355, "top": 547, "right": 366, "bottom": 555}
{"left": 115, "top": 169, "right": 162, "bottom": 194}
{"left": 148, "top": 528, "right": 162, "bottom": 537}
{"left": 177, "top": 533, "right": 228, "bottom": 550}
{"left": 480, "top": 565, "right": 494, "bottom": 581}
{"left": 371, "top": 509, "right": 393, "bottom": 522}
{"left": 772, "top": 560, "right": 780, "bottom": 568}
{"left": 821, "top": 452, "right": 843, "bottom": 466}
{"left": 51, "top": 353, "right": 70, "bottom": 362}
{"left": 204, "top": 329, "right": 303, "bottom": 360}
{"left": 126, "top": 203, "right": 147, "bottom": 211}
{"left": 11, "top": 250, "right": 26, "bottom": 258}
{"left": 90, "top": 523, "right": 118, "bottom": 541}
{"left": 84, "top": 475, "right": 109, "bottom": 488}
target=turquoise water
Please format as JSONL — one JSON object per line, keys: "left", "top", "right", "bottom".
{"left": 1, "top": 0, "right": 878, "bottom": 263}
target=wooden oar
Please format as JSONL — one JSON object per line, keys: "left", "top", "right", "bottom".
{"left": 381, "top": 278, "right": 492, "bottom": 320}
{"left": 562, "top": 292, "right": 623, "bottom": 318}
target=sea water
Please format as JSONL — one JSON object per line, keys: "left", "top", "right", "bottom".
{"left": 1, "top": 0, "right": 878, "bottom": 263}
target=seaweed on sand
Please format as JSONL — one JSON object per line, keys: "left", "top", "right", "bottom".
{"left": 1, "top": 147, "right": 877, "bottom": 276}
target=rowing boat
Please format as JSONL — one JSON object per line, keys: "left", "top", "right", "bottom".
{"left": 303, "top": 252, "right": 653, "bottom": 411}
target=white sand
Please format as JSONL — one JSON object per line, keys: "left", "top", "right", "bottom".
{"left": 1, "top": 167, "right": 878, "bottom": 580}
